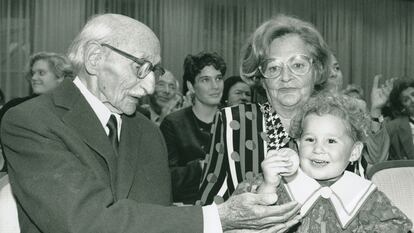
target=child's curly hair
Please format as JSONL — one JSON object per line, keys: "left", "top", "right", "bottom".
{"left": 290, "top": 92, "right": 371, "bottom": 142}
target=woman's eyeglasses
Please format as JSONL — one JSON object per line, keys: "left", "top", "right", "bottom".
{"left": 101, "top": 43, "right": 165, "bottom": 79}
{"left": 259, "top": 54, "right": 314, "bottom": 79}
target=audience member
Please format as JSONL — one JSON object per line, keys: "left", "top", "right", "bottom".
{"left": 141, "top": 70, "right": 182, "bottom": 125}
{"left": 221, "top": 75, "right": 252, "bottom": 107}
{"left": 0, "top": 52, "right": 74, "bottom": 123}
{"left": 199, "top": 14, "right": 331, "bottom": 205}
{"left": 342, "top": 84, "right": 367, "bottom": 111}
{"left": 373, "top": 78, "right": 414, "bottom": 160}
{"left": 1, "top": 14, "right": 301, "bottom": 233}
{"left": 325, "top": 53, "right": 343, "bottom": 92}
{"left": 160, "top": 52, "right": 225, "bottom": 204}
{"left": 257, "top": 93, "right": 412, "bottom": 232}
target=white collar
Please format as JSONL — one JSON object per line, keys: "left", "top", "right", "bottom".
{"left": 283, "top": 169, "right": 376, "bottom": 229}
{"left": 73, "top": 77, "right": 121, "bottom": 137}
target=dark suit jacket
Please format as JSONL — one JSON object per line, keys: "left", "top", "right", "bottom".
{"left": 386, "top": 116, "right": 414, "bottom": 160}
{"left": 1, "top": 79, "right": 203, "bottom": 233}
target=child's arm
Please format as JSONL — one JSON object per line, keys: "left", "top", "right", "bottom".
{"left": 258, "top": 148, "right": 299, "bottom": 194}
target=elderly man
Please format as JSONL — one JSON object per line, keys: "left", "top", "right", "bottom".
{"left": 142, "top": 69, "right": 182, "bottom": 125}
{"left": 1, "top": 14, "right": 300, "bottom": 233}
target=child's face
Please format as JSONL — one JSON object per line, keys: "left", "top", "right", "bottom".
{"left": 297, "top": 113, "right": 362, "bottom": 181}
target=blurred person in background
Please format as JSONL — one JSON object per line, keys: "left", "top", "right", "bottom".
{"left": 326, "top": 52, "right": 343, "bottom": 93}
{"left": 0, "top": 52, "right": 74, "bottom": 123}
{"left": 220, "top": 75, "right": 252, "bottom": 107}
{"left": 141, "top": 70, "right": 182, "bottom": 125}
{"left": 371, "top": 77, "right": 414, "bottom": 160}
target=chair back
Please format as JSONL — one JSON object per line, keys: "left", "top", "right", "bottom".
{"left": 367, "top": 160, "right": 414, "bottom": 225}
{"left": 0, "top": 174, "right": 20, "bottom": 233}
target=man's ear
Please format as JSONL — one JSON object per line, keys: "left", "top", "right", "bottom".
{"left": 349, "top": 141, "right": 363, "bottom": 163}
{"left": 84, "top": 42, "right": 105, "bottom": 75}
{"left": 186, "top": 81, "right": 194, "bottom": 93}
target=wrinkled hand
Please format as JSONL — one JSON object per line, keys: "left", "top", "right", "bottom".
{"left": 218, "top": 192, "right": 301, "bottom": 231}
{"left": 370, "top": 74, "right": 397, "bottom": 114}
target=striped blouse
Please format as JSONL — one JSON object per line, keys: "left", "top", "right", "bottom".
{"left": 198, "top": 103, "right": 293, "bottom": 205}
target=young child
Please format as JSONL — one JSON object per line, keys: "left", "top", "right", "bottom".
{"left": 258, "top": 93, "right": 412, "bottom": 232}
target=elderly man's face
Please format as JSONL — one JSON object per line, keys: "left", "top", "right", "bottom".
{"left": 97, "top": 44, "right": 160, "bottom": 115}
{"left": 153, "top": 72, "right": 178, "bottom": 108}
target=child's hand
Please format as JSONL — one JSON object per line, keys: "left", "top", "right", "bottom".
{"left": 261, "top": 148, "right": 299, "bottom": 185}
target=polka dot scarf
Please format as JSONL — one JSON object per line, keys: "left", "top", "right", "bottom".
{"left": 259, "top": 102, "right": 291, "bottom": 151}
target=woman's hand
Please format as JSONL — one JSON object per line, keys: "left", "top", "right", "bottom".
{"left": 370, "top": 74, "right": 397, "bottom": 115}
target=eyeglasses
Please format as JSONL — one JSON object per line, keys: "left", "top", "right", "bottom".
{"left": 259, "top": 54, "right": 314, "bottom": 79}
{"left": 101, "top": 43, "right": 165, "bottom": 79}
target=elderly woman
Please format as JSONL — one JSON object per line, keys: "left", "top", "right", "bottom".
{"left": 221, "top": 76, "right": 252, "bottom": 107}
{"left": 160, "top": 52, "right": 226, "bottom": 204}
{"left": 199, "top": 15, "right": 330, "bottom": 205}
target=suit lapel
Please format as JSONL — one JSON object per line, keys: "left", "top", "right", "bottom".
{"left": 52, "top": 80, "right": 119, "bottom": 198}
{"left": 116, "top": 114, "right": 142, "bottom": 199}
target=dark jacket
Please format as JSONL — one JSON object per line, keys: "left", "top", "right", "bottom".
{"left": 1, "top": 79, "right": 203, "bottom": 233}
{"left": 160, "top": 107, "right": 213, "bottom": 204}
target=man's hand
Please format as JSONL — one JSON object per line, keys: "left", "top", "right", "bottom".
{"left": 217, "top": 192, "right": 301, "bottom": 231}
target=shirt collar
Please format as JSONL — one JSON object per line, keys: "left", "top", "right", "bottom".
{"left": 283, "top": 169, "right": 377, "bottom": 229}
{"left": 73, "top": 77, "right": 121, "bottom": 135}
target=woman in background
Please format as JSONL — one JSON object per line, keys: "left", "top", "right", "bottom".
{"left": 326, "top": 52, "right": 343, "bottom": 92}
{"left": 220, "top": 75, "right": 252, "bottom": 107}
{"left": 160, "top": 52, "right": 226, "bottom": 204}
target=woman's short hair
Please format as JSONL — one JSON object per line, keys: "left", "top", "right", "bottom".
{"left": 26, "top": 52, "right": 74, "bottom": 80}
{"left": 220, "top": 76, "right": 250, "bottom": 105}
{"left": 386, "top": 78, "right": 414, "bottom": 118}
{"left": 290, "top": 92, "right": 371, "bottom": 142}
{"left": 240, "top": 14, "right": 330, "bottom": 91}
{"left": 182, "top": 52, "right": 227, "bottom": 94}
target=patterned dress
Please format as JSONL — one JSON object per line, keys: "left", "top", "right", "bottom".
{"left": 234, "top": 170, "right": 412, "bottom": 233}
{"left": 198, "top": 102, "right": 292, "bottom": 205}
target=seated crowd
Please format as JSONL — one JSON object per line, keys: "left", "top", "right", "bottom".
{"left": 0, "top": 13, "right": 412, "bottom": 233}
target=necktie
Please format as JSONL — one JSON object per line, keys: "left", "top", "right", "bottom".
{"left": 107, "top": 114, "right": 119, "bottom": 151}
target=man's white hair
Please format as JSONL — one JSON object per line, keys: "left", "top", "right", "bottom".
{"left": 67, "top": 13, "right": 160, "bottom": 74}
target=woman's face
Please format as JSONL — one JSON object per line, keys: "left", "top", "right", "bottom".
{"left": 226, "top": 82, "right": 252, "bottom": 106}
{"left": 263, "top": 34, "right": 316, "bottom": 111}
{"left": 326, "top": 54, "right": 343, "bottom": 92}
{"left": 400, "top": 87, "right": 414, "bottom": 117}
{"left": 30, "top": 59, "right": 64, "bottom": 94}
{"left": 190, "top": 65, "right": 224, "bottom": 107}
